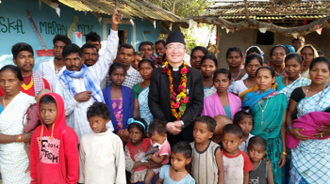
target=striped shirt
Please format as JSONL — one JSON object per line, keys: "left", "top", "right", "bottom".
{"left": 190, "top": 141, "right": 220, "bottom": 184}
{"left": 55, "top": 29, "right": 118, "bottom": 140}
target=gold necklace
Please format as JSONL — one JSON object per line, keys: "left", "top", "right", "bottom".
{"left": 258, "top": 99, "right": 269, "bottom": 126}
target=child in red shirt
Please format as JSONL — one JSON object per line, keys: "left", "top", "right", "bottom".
{"left": 30, "top": 93, "right": 79, "bottom": 184}
{"left": 222, "top": 124, "right": 254, "bottom": 184}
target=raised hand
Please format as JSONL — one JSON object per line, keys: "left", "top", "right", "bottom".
{"left": 111, "top": 9, "right": 121, "bottom": 31}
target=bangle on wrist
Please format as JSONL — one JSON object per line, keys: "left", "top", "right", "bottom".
{"left": 286, "top": 127, "right": 293, "bottom": 132}
{"left": 282, "top": 152, "right": 287, "bottom": 156}
{"left": 17, "top": 134, "right": 22, "bottom": 143}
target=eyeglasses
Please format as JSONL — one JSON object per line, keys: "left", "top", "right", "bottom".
{"left": 166, "top": 45, "right": 185, "bottom": 51}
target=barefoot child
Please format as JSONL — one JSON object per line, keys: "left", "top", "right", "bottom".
{"left": 222, "top": 124, "right": 253, "bottom": 184}
{"left": 125, "top": 118, "right": 151, "bottom": 183}
{"left": 190, "top": 116, "right": 224, "bottom": 184}
{"left": 233, "top": 107, "right": 255, "bottom": 154}
{"left": 212, "top": 115, "right": 233, "bottom": 145}
{"left": 145, "top": 120, "right": 171, "bottom": 184}
{"left": 30, "top": 93, "right": 79, "bottom": 183}
{"left": 156, "top": 141, "right": 195, "bottom": 184}
{"left": 79, "top": 102, "right": 125, "bottom": 184}
{"left": 248, "top": 136, "right": 274, "bottom": 184}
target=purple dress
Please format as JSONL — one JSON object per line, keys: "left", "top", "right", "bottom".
{"left": 112, "top": 98, "right": 123, "bottom": 130}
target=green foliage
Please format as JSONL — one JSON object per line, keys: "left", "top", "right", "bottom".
{"left": 181, "top": 22, "right": 214, "bottom": 54}
{"left": 181, "top": 27, "right": 196, "bottom": 54}
{"left": 147, "top": 0, "right": 214, "bottom": 53}
{"left": 146, "top": 0, "right": 211, "bottom": 18}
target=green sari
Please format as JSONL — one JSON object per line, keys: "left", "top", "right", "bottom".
{"left": 245, "top": 92, "right": 286, "bottom": 184}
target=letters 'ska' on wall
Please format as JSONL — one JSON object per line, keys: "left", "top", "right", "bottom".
{"left": 0, "top": 0, "right": 160, "bottom": 70}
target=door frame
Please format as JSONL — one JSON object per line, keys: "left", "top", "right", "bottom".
{"left": 102, "top": 18, "right": 136, "bottom": 48}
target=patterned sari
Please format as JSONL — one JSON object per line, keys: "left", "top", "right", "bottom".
{"left": 239, "top": 83, "right": 277, "bottom": 100}
{"left": 243, "top": 89, "right": 286, "bottom": 184}
{"left": 138, "top": 86, "right": 153, "bottom": 125}
{"left": 277, "top": 76, "right": 311, "bottom": 103}
{"left": 289, "top": 86, "right": 330, "bottom": 184}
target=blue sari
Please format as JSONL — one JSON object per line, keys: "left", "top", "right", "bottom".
{"left": 103, "top": 84, "right": 134, "bottom": 131}
{"left": 243, "top": 89, "right": 287, "bottom": 184}
{"left": 138, "top": 86, "right": 153, "bottom": 125}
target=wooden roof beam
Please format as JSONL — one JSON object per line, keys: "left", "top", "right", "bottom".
{"left": 191, "top": 15, "right": 330, "bottom": 36}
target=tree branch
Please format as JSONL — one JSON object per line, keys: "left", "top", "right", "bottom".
{"left": 244, "top": 0, "right": 250, "bottom": 21}
{"left": 190, "top": 16, "right": 330, "bottom": 36}
{"left": 171, "top": 0, "right": 177, "bottom": 13}
{"left": 191, "top": 0, "right": 208, "bottom": 16}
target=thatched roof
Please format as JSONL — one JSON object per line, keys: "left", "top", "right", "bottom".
{"left": 41, "top": 0, "right": 188, "bottom": 27}
{"left": 200, "top": 0, "right": 330, "bottom": 22}
{"left": 191, "top": 0, "right": 330, "bottom": 36}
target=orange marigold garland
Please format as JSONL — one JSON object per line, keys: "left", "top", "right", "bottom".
{"left": 161, "top": 60, "right": 190, "bottom": 120}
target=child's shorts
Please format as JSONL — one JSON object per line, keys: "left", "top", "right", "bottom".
{"left": 152, "top": 167, "right": 161, "bottom": 174}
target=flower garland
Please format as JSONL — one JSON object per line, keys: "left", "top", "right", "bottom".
{"left": 161, "top": 60, "right": 190, "bottom": 120}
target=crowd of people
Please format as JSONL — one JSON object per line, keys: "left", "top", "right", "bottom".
{"left": 0, "top": 9, "right": 329, "bottom": 184}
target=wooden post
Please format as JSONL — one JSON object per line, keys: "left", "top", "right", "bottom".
{"left": 216, "top": 25, "right": 222, "bottom": 66}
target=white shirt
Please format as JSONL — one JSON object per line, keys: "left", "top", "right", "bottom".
{"left": 232, "top": 80, "right": 248, "bottom": 95}
{"left": 37, "top": 57, "right": 66, "bottom": 89}
{"left": 238, "top": 133, "right": 254, "bottom": 154}
{"left": 228, "top": 73, "right": 248, "bottom": 93}
{"left": 55, "top": 29, "right": 118, "bottom": 140}
{"left": 79, "top": 128, "right": 126, "bottom": 184}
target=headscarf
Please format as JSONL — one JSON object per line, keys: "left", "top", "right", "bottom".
{"left": 245, "top": 46, "right": 264, "bottom": 65}
{"left": 296, "top": 44, "right": 319, "bottom": 78}
{"left": 296, "top": 44, "right": 319, "bottom": 58}
{"left": 284, "top": 45, "right": 295, "bottom": 53}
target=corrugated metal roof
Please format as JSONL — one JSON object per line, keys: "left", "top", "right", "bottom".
{"left": 58, "top": 0, "right": 187, "bottom": 26}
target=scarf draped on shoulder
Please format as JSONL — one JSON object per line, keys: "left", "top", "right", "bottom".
{"left": 242, "top": 88, "right": 277, "bottom": 112}
{"left": 59, "top": 64, "right": 104, "bottom": 102}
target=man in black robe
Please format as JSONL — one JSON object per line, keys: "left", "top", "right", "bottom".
{"left": 148, "top": 31, "right": 204, "bottom": 146}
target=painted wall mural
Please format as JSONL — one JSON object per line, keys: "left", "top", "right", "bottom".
{"left": 0, "top": 0, "right": 160, "bottom": 70}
